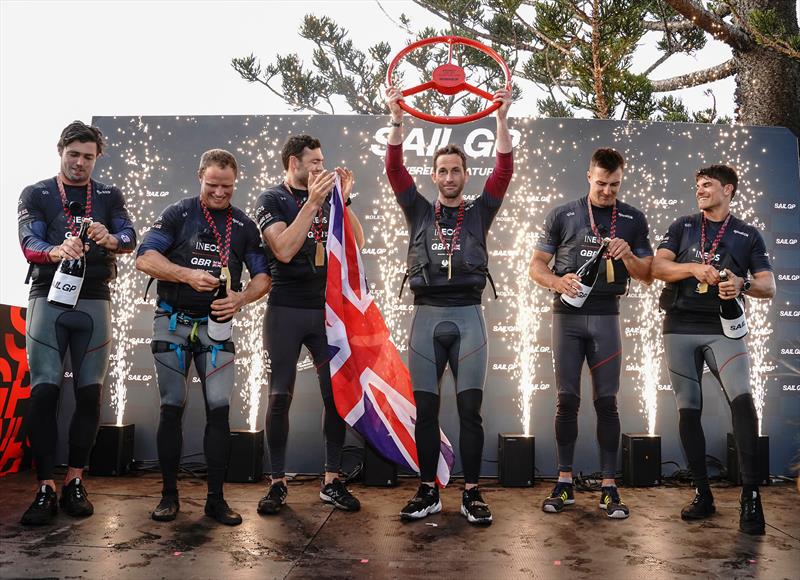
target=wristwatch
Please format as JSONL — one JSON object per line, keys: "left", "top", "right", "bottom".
{"left": 742, "top": 278, "right": 751, "bottom": 293}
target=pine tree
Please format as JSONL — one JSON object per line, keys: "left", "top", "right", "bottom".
{"left": 232, "top": 1, "right": 800, "bottom": 135}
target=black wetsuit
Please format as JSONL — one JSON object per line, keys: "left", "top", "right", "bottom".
{"left": 18, "top": 176, "right": 136, "bottom": 480}
{"left": 254, "top": 183, "right": 344, "bottom": 479}
{"left": 137, "top": 196, "right": 268, "bottom": 498}
{"left": 536, "top": 196, "right": 652, "bottom": 478}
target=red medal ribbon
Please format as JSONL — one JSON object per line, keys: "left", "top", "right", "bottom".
{"left": 587, "top": 197, "right": 616, "bottom": 255}
{"left": 699, "top": 212, "right": 731, "bottom": 265}
{"left": 434, "top": 200, "right": 465, "bottom": 261}
{"left": 284, "top": 183, "right": 324, "bottom": 243}
{"left": 199, "top": 199, "right": 233, "bottom": 268}
{"left": 56, "top": 174, "right": 92, "bottom": 236}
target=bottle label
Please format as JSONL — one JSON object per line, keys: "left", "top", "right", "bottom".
{"left": 47, "top": 271, "right": 84, "bottom": 307}
{"left": 207, "top": 318, "right": 232, "bottom": 342}
{"left": 721, "top": 312, "right": 748, "bottom": 339}
{"left": 560, "top": 282, "right": 593, "bottom": 309}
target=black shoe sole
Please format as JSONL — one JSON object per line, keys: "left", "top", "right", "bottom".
{"left": 20, "top": 513, "right": 57, "bottom": 526}
{"left": 739, "top": 523, "right": 766, "bottom": 535}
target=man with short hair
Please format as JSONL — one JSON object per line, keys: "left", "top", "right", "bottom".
{"left": 18, "top": 120, "right": 136, "bottom": 525}
{"left": 529, "top": 148, "right": 653, "bottom": 519}
{"left": 652, "top": 164, "right": 775, "bottom": 535}
{"left": 254, "top": 135, "right": 364, "bottom": 515}
{"left": 384, "top": 86, "right": 513, "bottom": 525}
{"left": 136, "top": 149, "right": 270, "bottom": 526}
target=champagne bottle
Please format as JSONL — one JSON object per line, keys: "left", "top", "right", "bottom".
{"left": 718, "top": 270, "right": 748, "bottom": 339}
{"left": 207, "top": 273, "right": 232, "bottom": 342}
{"left": 561, "top": 237, "right": 611, "bottom": 309}
{"left": 47, "top": 211, "right": 91, "bottom": 309}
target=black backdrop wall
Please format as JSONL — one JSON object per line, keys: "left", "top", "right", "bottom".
{"left": 41, "top": 115, "right": 800, "bottom": 478}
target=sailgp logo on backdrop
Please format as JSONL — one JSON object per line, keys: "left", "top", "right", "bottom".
{"left": 370, "top": 127, "right": 521, "bottom": 158}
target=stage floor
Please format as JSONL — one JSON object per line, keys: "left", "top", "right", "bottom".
{"left": 0, "top": 472, "right": 797, "bottom": 579}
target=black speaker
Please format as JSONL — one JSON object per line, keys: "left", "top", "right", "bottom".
{"left": 726, "top": 433, "right": 770, "bottom": 486}
{"left": 226, "top": 429, "right": 264, "bottom": 483}
{"left": 363, "top": 443, "right": 397, "bottom": 486}
{"left": 622, "top": 433, "right": 661, "bottom": 487}
{"left": 89, "top": 423, "right": 135, "bottom": 476}
{"left": 498, "top": 433, "right": 534, "bottom": 487}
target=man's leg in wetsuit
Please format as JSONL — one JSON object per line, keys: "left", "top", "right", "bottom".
{"left": 542, "top": 313, "right": 585, "bottom": 514}
{"left": 150, "top": 311, "right": 192, "bottom": 522}
{"left": 585, "top": 314, "right": 628, "bottom": 519}
{"left": 702, "top": 336, "right": 764, "bottom": 534}
{"left": 258, "top": 305, "right": 303, "bottom": 515}
{"left": 451, "top": 305, "right": 491, "bottom": 525}
{"left": 304, "top": 309, "right": 360, "bottom": 512}
{"left": 663, "top": 333, "right": 716, "bottom": 521}
{"left": 194, "top": 325, "right": 241, "bottom": 526}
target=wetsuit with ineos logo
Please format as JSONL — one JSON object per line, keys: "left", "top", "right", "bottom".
{"left": 137, "top": 196, "right": 268, "bottom": 502}
{"left": 657, "top": 212, "right": 772, "bottom": 491}
{"left": 18, "top": 176, "right": 136, "bottom": 483}
{"left": 535, "top": 195, "right": 652, "bottom": 479}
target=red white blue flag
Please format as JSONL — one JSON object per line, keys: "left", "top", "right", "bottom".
{"left": 325, "top": 177, "right": 455, "bottom": 486}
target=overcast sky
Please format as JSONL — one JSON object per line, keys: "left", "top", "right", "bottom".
{"left": 1, "top": 0, "right": 744, "bottom": 305}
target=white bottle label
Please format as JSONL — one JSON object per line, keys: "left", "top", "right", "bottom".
{"left": 560, "top": 282, "right": 593, "bottom": 309}
{"left": 47, "top": 271, "right": 84, "bottom": 307}
{"left": 721, "top": 313, "right": 748, "bottom": 339}
{"left": 207, "top": 318, "right": 232, "bottom": 342}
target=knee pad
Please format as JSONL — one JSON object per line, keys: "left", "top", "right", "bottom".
{"left": 160, "top": 404, "right": 184, "bottom": 423}
{"left": 556, "top": 393, "right": 580, "bottom": 419}
{"left": 207, "top": 405, "right": 230, "bottom": 426}
{"left": 593, "top": 396, "right": 618, "bottom": 421}
{"left": 268, "top": 393, "right": 292, "bottom": 415}
{"left": 414, "top": 391, "right": 440, "bottom": 426}
{"left": 28, "top": 383, "right": 60, "bottom": 414}
{"left": 74, "top": 383, "right": 102, "bottom": 412}
{"left": 456, "top": 389, "right": 483, "bottom": 422}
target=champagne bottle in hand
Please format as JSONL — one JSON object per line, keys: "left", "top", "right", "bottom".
{"left": 718, "top": 270, "right": 748, "bottom": 339}
{"left": 561, "top": 237, "right": 611, "bottom": 309}
{"left": 48, "top": 204, "right": 91, "bottom": 309}
{"left": 207, "top": 273, "right": 232, "bottom": 342}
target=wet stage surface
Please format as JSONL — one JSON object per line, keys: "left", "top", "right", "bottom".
{"left": 0, "top": 472, "right": 797, "bottom": 579}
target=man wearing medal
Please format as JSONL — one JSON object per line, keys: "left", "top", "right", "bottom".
{"left": 384, "top": 87, "right": 513, "bottom": 525}
{"left": 651, "top": 164, "right": 775, "bottom": 534}
{"left": 17, "top": 121, "right": 137, "bottom": 525}
{"left": 254, "top": 135, "right": 365, "bottom": 515}
{"left": 136, "top": 149, "right": 270, "bottom": 525}
{"left": 529, "top": 148, "right": 653, "bottom": 519}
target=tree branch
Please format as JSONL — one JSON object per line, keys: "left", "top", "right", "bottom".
{"left": 412, "top": 0, "right": 541, "bottom": 53}
{"left": 643, "top": 3, "right": 730, "bottom": 31}
{"left": 662, "top": 0, "right": 751, "bottom": 51}
{"left": 651, "top": 58, "right": 737, "bottom": 91}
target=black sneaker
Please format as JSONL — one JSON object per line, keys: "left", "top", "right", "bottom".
{"left": 599, "top": 486, "right": 629, "bottom": 519}
{"left": 59, "top": 478, "right": 93, "bottom": 517}
{"left": 739, "top": 490, "right": 765, "bottom": 535}
{"left": 460, "top": 487, "right": 492, "bottom": 525}
{"left": 257, "top": 482, "right": 288, "bottom": 515}
{"left": 20, "top": 485, "right": 58, "bottom": 525}
{"left": 320, "top": 479, "right": 361, "bottom": 512}
{"left": 204, "top": 497, "right": 243, "bottom": 526}
{"left": 542, "top": 482, "right": 575, "bottom": 513}
{"left": 400, "top": 484, "right": 441, "bottom": 520}
{"left": 151, "top": 496, "right": 180, "bottom": 522}
{"left": 681, "top": 489, "right": 716, "bottom": 520}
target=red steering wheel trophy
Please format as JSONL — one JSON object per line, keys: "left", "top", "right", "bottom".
{"left": 387, "top": 36, "right": 511, "bottom": 125}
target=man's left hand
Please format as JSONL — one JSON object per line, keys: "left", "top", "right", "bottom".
{"left": 210, "top": 290, "right": 246, "bottom": 321}
{"left": 336, "top": 167, "right": 354, "bottom": 203}
{"left": 606, "top": 238, "right": 632, "bottom": 261}
{"left": 718, "top": 269, "right": 743, "bottom": 300}
{"left": 86, "top": 221, "right": 117, "bottom": 250}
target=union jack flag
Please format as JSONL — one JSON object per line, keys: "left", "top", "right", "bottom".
{"left": 325, "top": 177, "right": 455, "bottom": 486}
